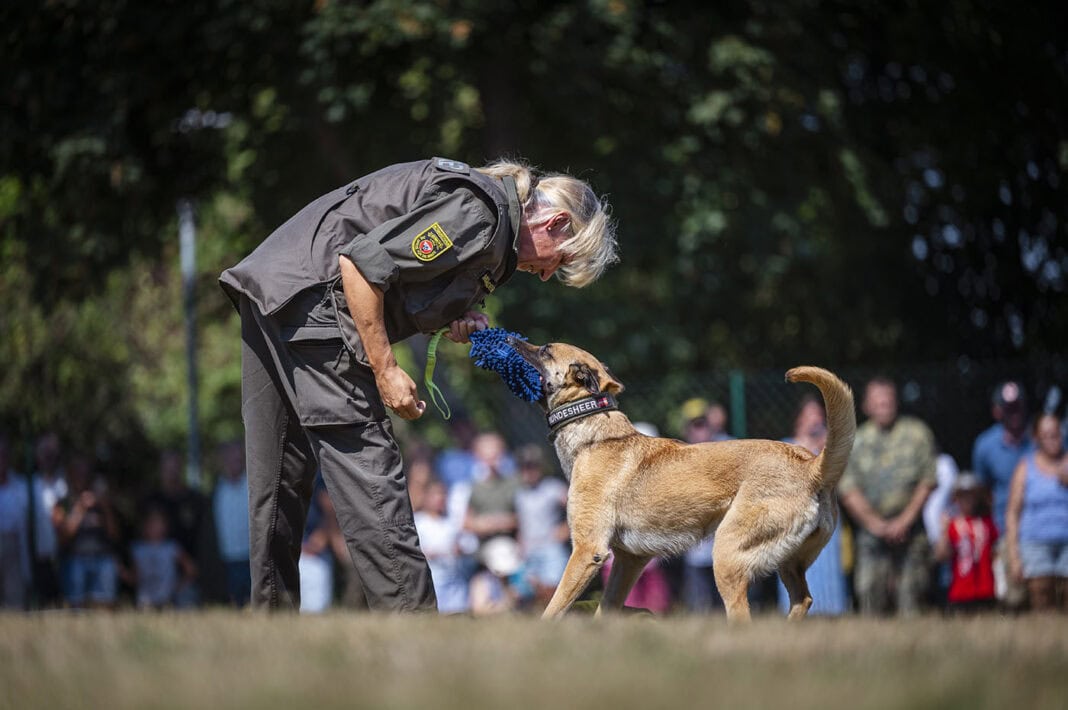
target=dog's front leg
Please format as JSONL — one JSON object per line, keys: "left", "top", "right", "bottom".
{"left": 596, "top": 549, "right": 650, "bottom": 617}
{"left": 541, "top": 544, "right": 610, "bottom": 619}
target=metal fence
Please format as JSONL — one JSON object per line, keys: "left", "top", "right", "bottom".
{"left": 426, "top": 347, "right": 1068, "bottom": 471}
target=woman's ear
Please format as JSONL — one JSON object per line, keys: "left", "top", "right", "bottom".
{"left": 548, "top": 212, "right": 571, "bottom": 236}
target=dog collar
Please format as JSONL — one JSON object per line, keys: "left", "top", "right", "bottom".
{"left": 547, "top": 393, "right": 619, "bottom": 435}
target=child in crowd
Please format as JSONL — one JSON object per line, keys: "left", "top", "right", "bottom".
{"left": 414, "top": 479, "right": 469, "bottom": 613}
{"left": 935, "top": 473, "right": 997, "bottom": 613}
{"left": 469, "top": 536, "right": 530, "bottom": 616}
{"left": 128, "top": 507, "right": 197, "bottom": 609}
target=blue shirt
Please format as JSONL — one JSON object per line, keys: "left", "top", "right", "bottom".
{"left": 213, "top": 473, "right": 250, "bottom": 562}
{"left": 1018, "top": 454, "right": 1068, "bottom": 544}
{"left": 972, "top": 424, "right": 1033, "bottom": 534}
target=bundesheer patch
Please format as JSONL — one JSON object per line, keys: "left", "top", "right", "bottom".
{"left": 412, "top": 222, "right": 454, "bottom": 262}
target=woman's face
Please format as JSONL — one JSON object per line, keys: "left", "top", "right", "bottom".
{"left": 517, "top": 212, "right": 571, "bottom": 281}
{"left": 1035, "top": 416, "right": 1063, "bottom": 458}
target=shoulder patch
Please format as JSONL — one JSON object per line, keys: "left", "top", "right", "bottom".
{"left": 412, "top": 222, "right": 454, "bottom": 262}
{"left": 435, "top": 158, "right": 470, "bottom": 173}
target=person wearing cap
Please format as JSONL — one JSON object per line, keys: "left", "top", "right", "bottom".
{"left": 934, "top": 473, "right": 998, "bottom": 613}
{"left": 972, "top": 381, "right": 1033, "bottom": 535}
{"left": 839, "top": 376, "right": 938, "bottom": 616}
{"left": 971, "top": 381, "right": 1033, "bottom": 608}
{"left": 220, "top": 158, "right": 618, "bottom": 611}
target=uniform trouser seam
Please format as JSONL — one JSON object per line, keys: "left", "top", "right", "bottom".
{"left": 364, "top": 421, "right": 412, "bottom": 611}
{"left": 266, "top": 404, "right": 289, "bottom": 609}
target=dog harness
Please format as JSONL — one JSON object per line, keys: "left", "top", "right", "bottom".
{"left": 547, "top": 393, "right": 619, "bottom": 436}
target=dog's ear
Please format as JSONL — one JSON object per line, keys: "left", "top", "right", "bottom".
{"left": 568, "top": 362, "right": 602, "bottom": 395}
{"left": 602, "top": 365, "right": 625, "bottom": 395}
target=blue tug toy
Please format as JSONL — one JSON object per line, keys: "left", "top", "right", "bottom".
{"left": 468, "top": 328, "right": 543, "bottom": 402}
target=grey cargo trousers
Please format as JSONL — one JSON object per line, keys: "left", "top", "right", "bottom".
{"left": 239, "top": 295, "right": 437, "bottom": 612}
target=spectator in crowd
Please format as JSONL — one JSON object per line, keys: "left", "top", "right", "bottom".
{"left": 923, "top": 449, "right": 961, "bottom": 547}
{"left": 436, "top": 417, "right": 480, "bottom": 489}
{"left": 57, "top": 453, "right": 121, "bottom": 609}
{"left": 972, "top": 381, "right": 1032, "bottom": 608}
{"left": 679, "top": 398, "right": 730, "bottom": 613}
{"left": 144, "top": 450, "right": 208, "bottom": 606}
{"left": 1005, "top": 413, "right": 1068, "bottom": 612}
{"left": 299, "top": 476, "right": 336, "bottom": 613}
{"left": 0, "top": 434, "right": 30, "bottom": 609}
{"left": 922, "top": 447, "right": 961, "bottom": 605}
{"left": 212, "top": 440, "right": 250, "bottom": 607}
{"left": 462, "top": 433, "right": 519, "bottom": 544}
{"left": 128, "top": 507, "right": 197, "bottom": 609}
{"left": 934, "top": 473, "right": 997, "bottom": 613}
{"left": 514, "top": 445, "right": 569, "bottom": 602}
{"left": 469, "top": 536, "right": 527, "bottom": 616}
{"left": 414, "top": 478, "right": 468, "bottom": 613}
{"left": 839, "top": 377, "right": 937, "bottom": 616}
{"left": 405, "top": 447, "right": 435, "bottom": 516}
{"left": 776, "top": 395, "right": 849, "bottom": 616}
{"left": 29, "top": 432, "right": 67, "bottom": 606}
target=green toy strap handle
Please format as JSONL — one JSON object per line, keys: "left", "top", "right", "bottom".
{"left": 424, "top": 328, "right": 451, "bottom": 420}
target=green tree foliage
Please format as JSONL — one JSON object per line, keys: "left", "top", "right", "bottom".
{"left": 1, "top": 0, "right": 1065, "bottom": 463}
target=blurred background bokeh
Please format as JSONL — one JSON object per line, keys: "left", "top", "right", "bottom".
{"left": 2, "top": 0, "right": 1066, "bottom": 475}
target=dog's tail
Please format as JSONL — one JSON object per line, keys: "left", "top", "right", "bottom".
{"left": 785, "top": 366, "right": 856, "bottom": 489}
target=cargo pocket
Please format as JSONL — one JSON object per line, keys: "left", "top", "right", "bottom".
{"left": 283, "top": 330, "right": 386, "bottom": 427}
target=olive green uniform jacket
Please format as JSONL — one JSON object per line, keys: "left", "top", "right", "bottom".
{"left": 219, "top": 158, "right": 521, "bottom": 612}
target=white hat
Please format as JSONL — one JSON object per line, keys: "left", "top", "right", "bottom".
{"left": 480, "top": 536, "right": 522, "bottom": 577}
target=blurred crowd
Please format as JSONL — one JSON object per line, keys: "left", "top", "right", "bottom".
{"left": 1, "top": 376, "right": 1067, "bottom": 616}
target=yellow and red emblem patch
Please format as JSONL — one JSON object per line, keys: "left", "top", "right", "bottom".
{"left": 411, "top": 222, "right": 454, "bottom": 262}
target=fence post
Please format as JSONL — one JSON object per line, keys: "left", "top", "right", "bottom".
{"left": 729, "top": 369, "right": 746, "bottom": 438}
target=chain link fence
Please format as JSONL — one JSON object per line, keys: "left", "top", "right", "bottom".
{"left": 422, "top": 344, "right": 1068, "bottom": 471}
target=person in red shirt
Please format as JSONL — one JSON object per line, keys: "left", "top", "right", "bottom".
{"left": 935, "top": 473, "right": 998, "bottom": 613}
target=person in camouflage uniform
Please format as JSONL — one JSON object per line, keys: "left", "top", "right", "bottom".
{"left": 839, "top": 377, "right": 937, "bottom": 615}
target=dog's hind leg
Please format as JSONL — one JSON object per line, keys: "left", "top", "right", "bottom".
{"left": 711, "top": 519, "right": 753, "bottom": 622}
{"left": 780, "top": 492, "right": 837, "bottom": 620}
{"left": 778, "top": 562, "right": 813, "bottom": 621}
{"left": 597, "top": 549, "right": 650, "bottom": 616}
{"left": 713, "top": 493, "right": 821, "bottom": 623}
{"left": 542, "top": 542, "right": 610, "bottom": 619}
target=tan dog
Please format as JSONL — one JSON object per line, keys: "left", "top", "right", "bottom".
{"left": 509, "top": 338, "right": 856, "bottom": 621}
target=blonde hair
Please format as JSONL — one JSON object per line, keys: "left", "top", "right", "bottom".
{"left": 478, "top": 159, "right": 619, "bottom": 287}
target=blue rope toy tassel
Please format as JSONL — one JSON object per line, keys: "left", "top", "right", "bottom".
{"left": 469, "top": 328, "right": 544, "bottom": 403}
{"left": 423, "top": 327, "right": 544, "bottom": 419}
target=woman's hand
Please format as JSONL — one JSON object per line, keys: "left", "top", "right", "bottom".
{"left": 1009, "top": 550, "right": 1024, "bottom": 584}
{"left": 444, "top": 311, "right": 489, "bottom": 344}
{"left": 376, "top": 365, "right": 426, "bottom": 420}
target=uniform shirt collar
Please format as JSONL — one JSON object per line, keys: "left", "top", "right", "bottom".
{"left": 499, "top": 175, "right": 522, "bottom": 283}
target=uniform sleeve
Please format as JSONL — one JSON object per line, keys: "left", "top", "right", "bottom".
{"left": 341, "top": 184, "right": 497, "bottom": 293}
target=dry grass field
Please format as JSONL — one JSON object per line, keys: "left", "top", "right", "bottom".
{"left": 2, "top": 612, "right": 1066, "bottom": 709}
